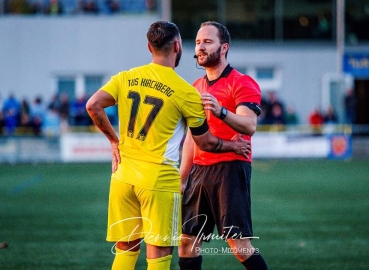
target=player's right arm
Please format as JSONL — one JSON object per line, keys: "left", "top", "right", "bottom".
{"left": 180, "top": 123, "right": 251, "bottom": 193}
{"left": 189, "top": 121, "right": 251, "bottom": 156}
{"left": 183, "top": 87, "right": 250, "bottom": 155}
{"left": 86, "top": 90, "right": 120, "bottom": 172}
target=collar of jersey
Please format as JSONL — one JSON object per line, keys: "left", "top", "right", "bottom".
{"left": 150, "top": 62, "right": 174, "bottom": 70}
{"left": 206, "top": 64, "right": 233, "bottom": 86}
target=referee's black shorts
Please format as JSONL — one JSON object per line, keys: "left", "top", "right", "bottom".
{"left": 182, "top": 160, "right": 253, "bottom": 241}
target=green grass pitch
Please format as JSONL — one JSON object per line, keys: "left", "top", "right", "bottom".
{"left": 1, "top": 160, "right": 369, "bottom": 269}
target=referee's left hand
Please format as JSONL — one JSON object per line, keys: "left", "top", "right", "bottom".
{"left": 111, "top": 141, "right": 120, "bottom": 172}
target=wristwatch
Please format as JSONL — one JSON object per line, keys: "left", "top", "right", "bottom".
{"left": 219, "top": 106, "right": 228, "bottom": 120}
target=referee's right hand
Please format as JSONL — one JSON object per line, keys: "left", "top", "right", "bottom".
{"left": 231, "top": 134, "right": 251, "bottom": 158}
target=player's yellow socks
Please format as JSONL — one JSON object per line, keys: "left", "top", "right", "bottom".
{"left": 146, "top": 254, "right": 172, "bottom": 270}
{"left": 111, "top": 247, "right": 140, "bottom": 270}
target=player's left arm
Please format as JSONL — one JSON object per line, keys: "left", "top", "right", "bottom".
{"left": 179, "top": 128, "right": 194, "bottom": 194}
{"left": 86, "top": 90, "right": 120, "bottom": 172}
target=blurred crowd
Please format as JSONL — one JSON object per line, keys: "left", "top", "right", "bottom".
{"left": 2, "top": 0, "right": 156, "bottom": 15}
{"left": 307, "top": 88, "right": 356, "bottom": 131}
{"left": 258, "top": 91, "right": 299, "bottom": 127}
{"left": 0, "top": 92, "right": 118, "bottom": 136}
{"left": 0, "top": 89, "right": 356, "bottom": 137}
{"left": 258, "top": 90, "right": 355, "bottom": 132}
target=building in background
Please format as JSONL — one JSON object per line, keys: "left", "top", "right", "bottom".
{"left": 0, "top": 0, "right": 368, "bottom": 125}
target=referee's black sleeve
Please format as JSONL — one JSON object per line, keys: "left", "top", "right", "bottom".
{"left": 189, "top": 120, "right": 209, "bottom": 136}
{"left": 237, "top": 102, "right": 262, "bottom": 116}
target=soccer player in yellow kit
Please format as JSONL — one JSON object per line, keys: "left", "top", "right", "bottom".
{"left": 86, "top": 21, "right": 251, "bottom": 270}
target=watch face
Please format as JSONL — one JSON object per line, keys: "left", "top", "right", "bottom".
{"left": 220, "top": 107, "right": 227, "bottom": 119}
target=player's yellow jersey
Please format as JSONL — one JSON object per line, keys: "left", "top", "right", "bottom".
{"left": 101, "top": 63, "right": 206, "bottom": 192}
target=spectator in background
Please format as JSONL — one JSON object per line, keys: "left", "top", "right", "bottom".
{"left": 269, "top": 103, "right": 285, "bottom": 125}
{"left": 121, "top": 0, "right": 146, "bottom": 12}
{"left": 30, "top": 96, "right": 45, "bottom": 120}
{"left": 258, "top": 96, "right": 268, "bottom": 125}
{"left": 102, "top": 0, "right": 120, "bottom": 14}
{"left": 323, "top": 105, "right": 338, "bottom": 124}
{"left": 2, "top": 93, "right": 20, "bottom": 135}
{"left": 6, "top": 0, "right": 31, "bottom": 14}
{"left": 48, "top": 94, "right": 61, "bottom": 112}
{"left": 285, "top": 105, "right": 299, "bottom": 125}
{"left": 30, "top": 96, "right": 46, "bottom": 136}
{"left": 145, "top": 0, "right": 156, "bottom": 11}
{"left": 264, "top": 91, "right": 285, "bottom": 125}
{"left": 71, "top": 95, "right": 88, "bottom": 126}
{"left": 309, "top": 108, "right": 324, "bottom": 126}
{"left": 59, "top": 92, "right": 70, "bottom": 123}
{"left": 0, "top": 112, "right": 4, "bottom": 135}
{"left": 308, "top": 107, "right": 324, "bottom": 135}
{"left": 0, "top": 95, "right": 3, "bottom": 134}
{"left": 32, "top": 114, "right": 43, "bottom": 135}
{"left": 43, "top": 107, "right": 61, "bottom": 136}
{"left": 29, "top": 0, "right": 44, "bottom": 14}
{"left": 19, "top": 98, "right": 31, "bottom": 127}
{"left": 344, "top": 88, "right": 356, "bottom": 124}
{"left": 45, "top": 0, "right": 63, "bottom": 15}
{"left": 82, "top": 0, "right": 99, "bottom": 14}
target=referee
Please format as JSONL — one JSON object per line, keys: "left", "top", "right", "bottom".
{"left": 179, "top": 21, "right": 268, "bottom": 270}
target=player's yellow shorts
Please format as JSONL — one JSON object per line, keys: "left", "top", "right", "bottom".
{"left": 106, "top": 177, "right": 181, "bottom": 247}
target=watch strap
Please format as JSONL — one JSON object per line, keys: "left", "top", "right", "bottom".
{"left": 219, "top": 107, "right": 227, "bottom": 120}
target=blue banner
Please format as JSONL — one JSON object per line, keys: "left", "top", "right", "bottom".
{"left": 328, "top": 134, "right": 352, "bottom": 160}
{"left": 343, "top": 53, "right": 369, "bottom": 77}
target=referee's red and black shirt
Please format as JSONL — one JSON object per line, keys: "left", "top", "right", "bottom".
{"left": 193, "top": 64, "right": 261, "bottom": 165}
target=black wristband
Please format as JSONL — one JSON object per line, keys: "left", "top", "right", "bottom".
{"left": 211, "top": 137, "right": 221, "bottom": 152}
{"left": 211, "top": 138, "right": 223, "bottom": 152}
{"left": 217, "top": 139, "right": 223, "bottom": 152}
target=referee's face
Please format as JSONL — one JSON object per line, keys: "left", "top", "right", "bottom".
{"left": 195, "top": 25, "right": 222, "bottom": 68}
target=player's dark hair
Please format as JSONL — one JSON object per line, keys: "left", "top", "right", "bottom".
{"left": 200, "top": 21, "right": 231, "bottom": 57}
{"left": 147, "top": 21, "right": 180, "bottom": 55}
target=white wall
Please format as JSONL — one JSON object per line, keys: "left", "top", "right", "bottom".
{"left": 0, "top": 15, "right": 158, "bottom": 101}
{"left": 0, "top": 16, "right": 338, "bottom": 123}
{"left": 227, "top": 43, "right": 337, "bottom": 124}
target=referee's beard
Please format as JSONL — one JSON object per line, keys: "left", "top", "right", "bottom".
{"left": 198, "top": 46, "right": 221, "bottom": 68}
